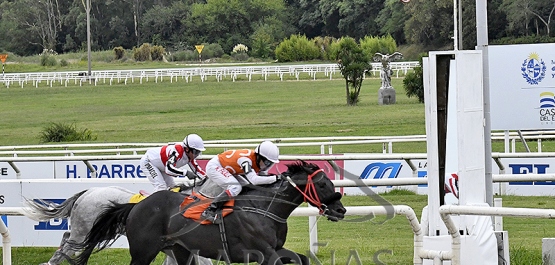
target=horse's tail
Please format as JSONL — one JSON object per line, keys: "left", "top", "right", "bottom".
{"left": 72, "top": 202, "right": 135, "bottom": 265}
{"left": 22, "top": 189, "right": 88, "bottom": 221}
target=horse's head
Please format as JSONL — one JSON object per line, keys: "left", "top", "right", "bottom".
{"left": 283, "top": 161, "right": 346, "bottom": 221}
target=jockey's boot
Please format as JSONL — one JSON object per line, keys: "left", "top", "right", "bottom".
{"left": 201, "top": 191, "right": 232, "bottom": 224}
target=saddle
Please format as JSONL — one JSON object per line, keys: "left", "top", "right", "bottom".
{"left": 180, "top": 191, "right": 234, "bottom": 225}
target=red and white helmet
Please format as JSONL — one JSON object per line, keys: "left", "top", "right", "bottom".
{"left": 183, "top": 134, "right": 206, "bottom": 151}
{"left": 255, "top": 141, "right": 279, "bottom": 163}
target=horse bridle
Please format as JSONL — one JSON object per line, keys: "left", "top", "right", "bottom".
{"left": 284, "top": 168, "right": 331, "bottom": 216}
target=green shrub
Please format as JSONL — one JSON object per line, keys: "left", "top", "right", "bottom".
{"left": 251, "top": 32, "right": 273, "bottom": 59}
{"left": 360, "top": 34, "right": 398, "bottom": 58}
{"left": 40, "top": 56, "right": 57, "bottom": 67}
{"left": 201, "top": 43, "right": 225, "bottom": 59}
{"left": 113, "top": 46, "right": 125, "bottom": 60}
{"left": 169, "top": 50, "right": 197, "bottom": 62}
{"left": 39, "top": 122, "right": 97, "bottom": 143}
{"left": 151, "top": 45, "right": 165, "bottom": 61}
{"left": 59, "top": 59, "right": 69, "bottom": 67}
{"left": 313, "top": 36, "right": 337, "bottom": 61}
{"left": 275, "top": 34, "right": 320, "bottom": 62}
{"left": 133, "top": 43, "right": 151, "bottom": 61}
{"left": 403, "top": 53, "right": 426, "bottom": 103}
{"left": 39, "top": 49, "right": 58, "bottom": 67}
{"left": 220, "top": 54, "right": 232, "bottom": 61}
{"left": 232, "top": 53, "right": 249, "bottom": 61}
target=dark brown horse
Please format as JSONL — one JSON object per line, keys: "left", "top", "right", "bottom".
{"left": 74, "top": 161, "right": 346, "bottom": 265}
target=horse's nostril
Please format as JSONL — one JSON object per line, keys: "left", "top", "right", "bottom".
{"left": 338, "top": 207, "right": 347, "bottom": 214}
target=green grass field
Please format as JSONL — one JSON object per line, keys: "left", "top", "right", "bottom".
{"left": 1, "top": 74, "right": 554, "bottom": 264}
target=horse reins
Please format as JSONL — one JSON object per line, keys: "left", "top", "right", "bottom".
{"left": 285, "top": 169, "right": 327, "bottom": 214}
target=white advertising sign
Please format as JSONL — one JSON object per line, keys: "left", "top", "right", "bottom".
{"left": 3, "top": 156, "right": 555, "bottom": 247}
{"left": 488, "top": 43, "right": 555, "bottom": 130}
{"left": 343, "top": 159, "right": 428, "bottom": 195}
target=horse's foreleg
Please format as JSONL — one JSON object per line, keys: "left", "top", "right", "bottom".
{"left": 262, "top": 248, "right": 288, "bottom": 265}
{"left": 276, "top": 248, "right": 309, "bottom": 264}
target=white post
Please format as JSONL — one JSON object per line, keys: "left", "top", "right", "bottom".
{"left": 453, "top": 0, "right": 458, "bottom": 50}
{"left": 0, "top": 218, "right": 11, "bottom": 265}
{"left": 476, "top": 0, "right": 493, "bottom": 207}
{"left": 309, "top": 216, "right": 318, "bottom": 254}
{"left": 494, "top": 198, "right": 503, "bottom": 231}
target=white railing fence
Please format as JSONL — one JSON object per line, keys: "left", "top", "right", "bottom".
{"left": 0, "top": 62, "right": 419, "bottom": 88}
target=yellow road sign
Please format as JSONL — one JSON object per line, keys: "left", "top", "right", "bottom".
{"left": 195, "top": 45, "right": 204, "bottom": 54}
{"left": 0, "top": 54, "right": 7, "bottom": 63}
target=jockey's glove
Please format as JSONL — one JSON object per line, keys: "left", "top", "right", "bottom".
{"left": 196, "top": 176, "right": 207, "bottom": 186}
{"left": 185, "top": 170, "right": 198, "bottom": 180}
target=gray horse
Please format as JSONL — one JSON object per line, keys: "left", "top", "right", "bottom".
{"left": 23, "top": 186, "right": 212, "bottom": 265}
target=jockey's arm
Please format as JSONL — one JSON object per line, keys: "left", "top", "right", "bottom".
{"left": 241, "top": 161, "right": 277, "bottom": 185}
{"left": 188, "top": 159, "right": 207, "bottom": 180}
{"left": 165, "top": 151, "right": 185, "bottom": 176}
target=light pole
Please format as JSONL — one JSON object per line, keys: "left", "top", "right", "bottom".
{"left": 453, "top": 0, "right": 464, "bottom": 50}
{"left": 453, "top": 0, "right": 458, "bottom": 50}
{"left": 84, "top": 0, "right": 91, "bottom": 77}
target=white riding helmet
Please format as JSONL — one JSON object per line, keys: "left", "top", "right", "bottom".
{"left": 183, "top": 134, "right": 206, "bottom": 151}
{"left": 255, "top": 141, "right": 279, "bottom": 163}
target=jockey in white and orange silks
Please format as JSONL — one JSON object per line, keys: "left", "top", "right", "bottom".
{"left": 200, "top": 140, "right": 280, "bottom": 224}
{"left": 140, "top": 134, "right": 207, "bottom": 192}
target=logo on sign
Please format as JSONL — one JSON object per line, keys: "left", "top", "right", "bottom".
{"left": 359, "top": 162, "right": 427, "bottom": 187}
{"left": 508, "top": 163, "right": 553, "bottom": 185}
{"left": 360, "top": 162, "right": 402, "bottom": 180}
{"left": 33, "top": 199, "right": 69, "bottom": 230}
{"left": 521, "top": 52, "right": 546, "bottom": 85}
{"left": 538, "top": 92, "right": 555, "bottom": 124}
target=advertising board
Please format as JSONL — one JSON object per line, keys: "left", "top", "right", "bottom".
{"left": 488, "top": 43, "right": 555, "bottom": 130}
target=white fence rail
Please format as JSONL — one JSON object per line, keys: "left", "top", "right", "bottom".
{"left": 0, "top": 62, "right": 419, "bottom": 88}
{"left": 1, "top": 131, "right": 553, "bottom": 156}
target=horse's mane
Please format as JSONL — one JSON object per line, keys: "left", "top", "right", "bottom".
{"left": 284, "top": 160, "right": 320, "bottom": 175}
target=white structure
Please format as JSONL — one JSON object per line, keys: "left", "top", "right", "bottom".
{"left": 422, "top": 51, "right": 498, "bottom": 264}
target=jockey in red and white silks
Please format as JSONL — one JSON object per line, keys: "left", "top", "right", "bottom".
{"left": 140, "top": 134, "right": 206, "bottom": 192}
{"left": 201, "top": 141, "right": 280, "bottom": 224}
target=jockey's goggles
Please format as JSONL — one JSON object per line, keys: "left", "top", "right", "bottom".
{"left": 261, "top": 156, "right": 274, "bottom": 168}
{"left": 189, "top": 148, "right": 202, "bottom": 157}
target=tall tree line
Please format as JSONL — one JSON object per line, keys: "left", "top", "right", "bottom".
{"left": 0, "top": 0, "right": 554, "bottom": 56}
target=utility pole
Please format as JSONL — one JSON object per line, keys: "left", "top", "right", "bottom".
{"left": 86, "top": 0, "right": 91, "bottom": 77}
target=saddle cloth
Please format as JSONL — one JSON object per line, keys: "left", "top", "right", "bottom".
{"left": 180, "top": 191, "right": 234, "bottom": 225}
{"left": 128, "top": 193, "right": 147, "bottom": 203}
{"left": 128, "top": 186, "right": 184, "bottom": 204}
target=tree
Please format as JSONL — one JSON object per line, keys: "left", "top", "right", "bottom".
{"left": 140, "top": 3, "right": 189, "bottom": 48}
{"left": 376, "top": 0, "right": 408, "bottom": 44}
{"left": 1, "top": 0, "right": 63, "bottom": 52}
{"left": 403, "top": 0, "right": 453, "bottom": 48}
{"left": 332, "top": 37, "right": 372, "bottom": 106}
{"left": 502, "top": 0, "right": 555, "bottom": 36}
{"left": 189, "top": 0, "right": 286, "bottom": 52}
{"left": 403, "top": 53, "right": 426, "bottom": 103}
{"left": 334, "top": 0, "right": 383, "bottom": 39}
